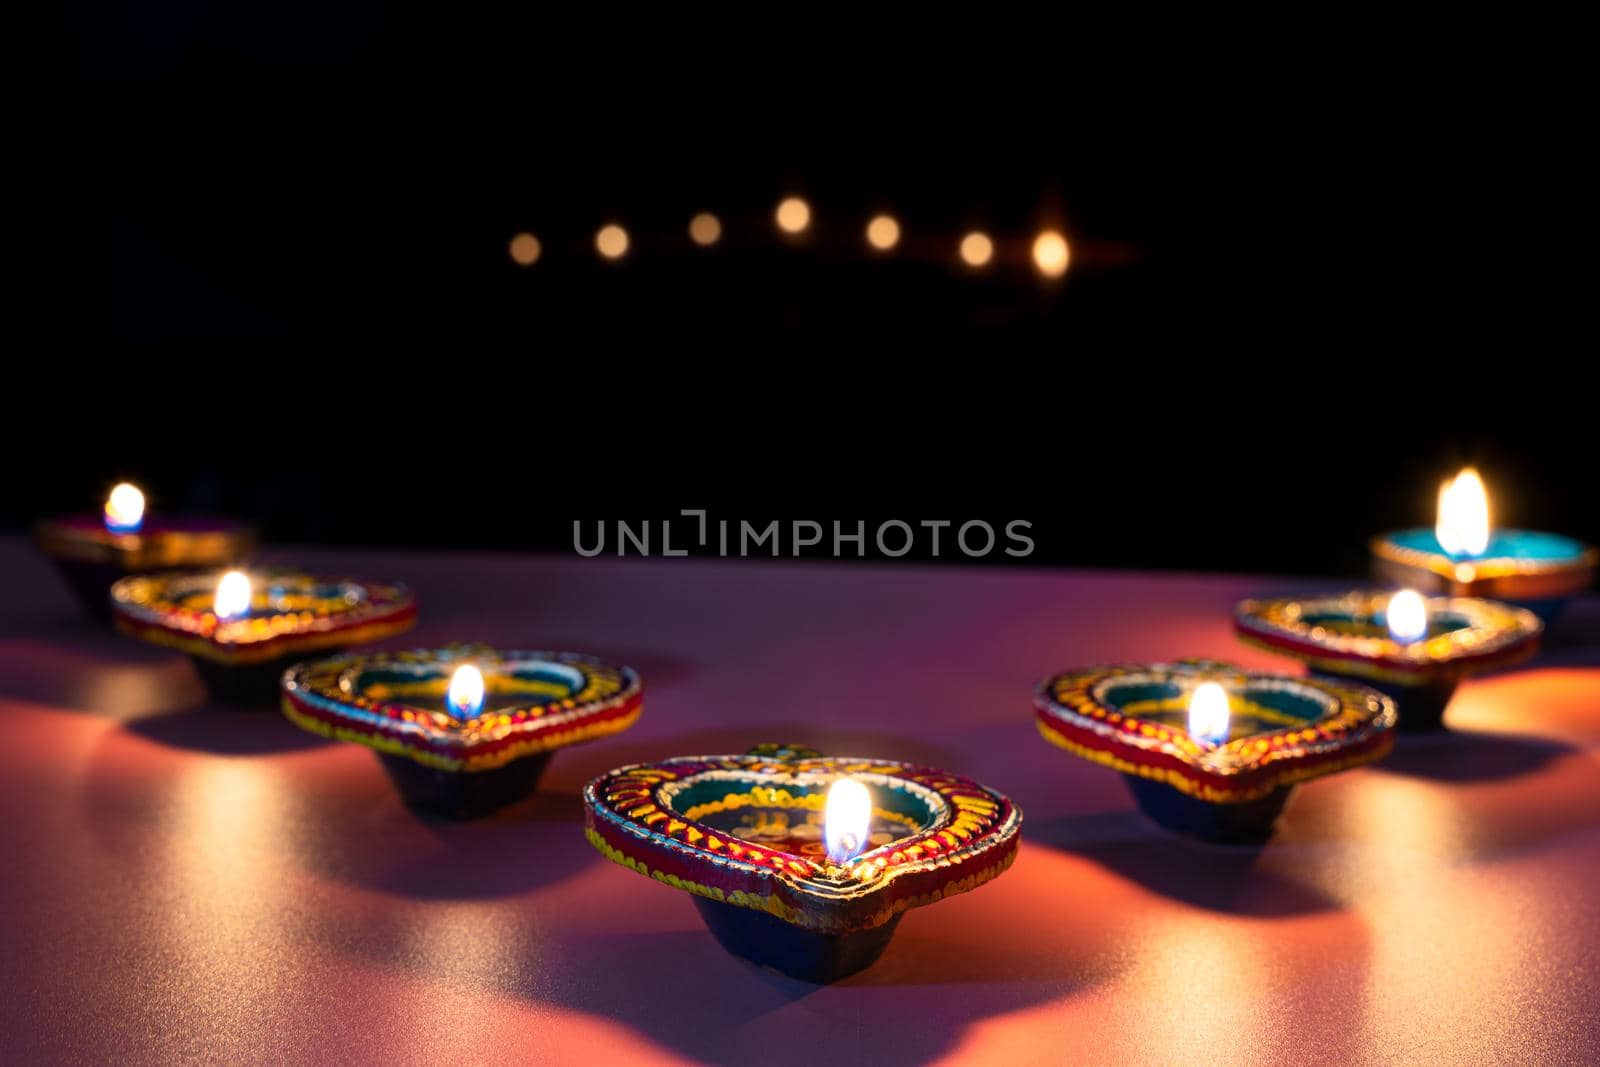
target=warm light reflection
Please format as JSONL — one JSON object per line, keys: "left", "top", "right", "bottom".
{"left": 866, "top": 214, "right": 901, "bottom": 251}
{"left": 1188, "top": 682, "right": 1231, "bottom": 747}
{"left": 212, "top": 571, "right": 252, "bottom": 620}
{"left": 1032, "top": 230, "right": 1070, "bottom": 277}
{"left": 447, "top": 664, "right": 486, "bottom": 719}
{"left": 1436, "top": 468, "right": 1490, "bottom": 558}
{"left": 508, "top": 232, "right": 541, "bottom": 266}
{"left": 824, "top": 777, "right": 872, "bottom": 865}
{"left": 595, "top": 224, "right": 629, "bottom": 259}
{"left": 688, "top": 212, "right": 722, "bottom": 246}
{"left": 103, "top": 482, "right": 146, "bottom": 534}
{"left": 775, "top": 197, "right": 811, "bottom": 234}
{"left": 1386, "top": 589, "right": 1428, "bottom": 643}
{"left": 959, "top": 231, "right": 994, "bottom": 267}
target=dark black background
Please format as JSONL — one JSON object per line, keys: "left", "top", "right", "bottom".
{"left": 13, "top": 11, "right": 1594, "bottom": 576}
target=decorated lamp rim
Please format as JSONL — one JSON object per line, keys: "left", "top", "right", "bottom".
{"left": 110, "top": 568, "right": 415, "bottom": 664}
{"left": 36, "top": 515, "right": 254, "bottom": 567}
{"left": 583, "top": 753, "right": 1021, "bottom": 933}
{"left": 282, "top": 645, "right": 642, "bottom": 772}
{"left": 1234, "top": 590, "right": 1541, "bottom": 685}
{"left": 1370, "top": 529, "right": 1597, "bottom": 591}
{"left": 1033, "top": 660, "right": 1397, "bottom": 803}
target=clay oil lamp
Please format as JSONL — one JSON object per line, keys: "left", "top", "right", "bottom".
{"left": 1372, "top": 467, "right": 1595, "bottom": 624}
{"left": 110, "top": 568, "right": 416, "bottom": 703}
{"left": 35, "top": 482, "right": 254, "bottom": 621}
{"left": 583, "top": 745, "right": 1021, "bottom": 982}
{"left": 1034, "top": 661, "right": 1396, "bottom": 843}
{"left": 1233, "top": 589, "right": 1541, "bottom": 731}
{"left": 283, "top": 645, "right": 643, "bottom": 818}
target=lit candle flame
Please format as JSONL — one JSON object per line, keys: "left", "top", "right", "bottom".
{"left": 1435, "top": 467, "right": 1490, "bottom": 558}
{"left": 103, "top": 483, "right": 145, "bottom": 534}
{"left": 212, "top": 570, "right": 252, "bottom": 620}
{"left": 823, "top": 777, "right": 872, "bottom": 866}
{"left": 446, "top": 664, "right": 486, "bottom": 719}
{"left": 1187, "top": 681, "right": 1230, "bottom": 748}
{"left": 1386, "top": 589, "right": 1428, "bottom": 643}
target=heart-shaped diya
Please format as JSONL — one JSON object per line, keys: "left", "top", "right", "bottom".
{"left": 583, "top": 750, "right": 1022, "bottom": 982}
{"left": 1034, "top": 661, "right": 1396, "bottom": 842}
{"left": 111, "top": 568, "right": 416, "bottom": 703}
{"left": 1234, "top": 591, "right": 1542, "bottom": 730}
{"left": 284, "top": 645, "right": 643, "bottom": 818}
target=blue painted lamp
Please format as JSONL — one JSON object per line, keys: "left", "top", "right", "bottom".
{"left": 1371, "top": 468, "right": 1594, "bottom": 624}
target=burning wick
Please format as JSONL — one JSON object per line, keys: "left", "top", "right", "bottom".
{"left": 823, "top": 777, "right": 872, "bottom": 866}
{"left": 1187, "top": 681, "right": 1231, "bottom": 748}
{"left": 446, "top": 664, "right": 486, "bottom": 719}
{"left": 1436, "top": 467, "right": 1490, "bottom": 558}
{"left": 212, "top": 570, "right": 252, "bottom": 621}
{"left": 103, "top": 482, "right": 145, "bottom": 535}
{"left": 1386, "top": 589, "right": 1428, "bottom": 644}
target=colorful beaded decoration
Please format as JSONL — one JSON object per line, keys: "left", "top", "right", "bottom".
{"left": 111, "top": 569, "right": 415, "bottom": 665}
{"left": 584, "top": 753, "right": 1021, "bottom": 935}
{"left": 1034, "top": 660, "right": 1396, "bottom": 804}
{"left": 1234, "top": 591, "right": 1541, "bottom": 687}
{"left": 283, "top": 645, "right": 642, "bottom": 773}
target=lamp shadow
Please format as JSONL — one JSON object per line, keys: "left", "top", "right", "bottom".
{"left": 0, "top": 632, "right": 201, "bottom": 718}
{"left": 1374, "top": 729, "right": 1578, "bottom": 783}
{"left": 1028, "top": 810, "right": 1343, "bottom": 918}
{"left": 326, "top": 915, "right": 1111, "bottom": 1067}
{"left": 1532, "top": 599, "right": 1600, "bottom": 666}
{"left": 295, "top": 787, "right": 601, "bottom": 900}
{"left": 123, "top": 702, "right": 331, "bottom": 755}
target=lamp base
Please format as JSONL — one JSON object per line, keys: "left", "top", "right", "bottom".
{"left": 1312, "top": 670, "right": 1457, "bottom": 732}
{"left": 1123, "top": 774, "right": 1290, "bottom": 844}
{"left": 377, "top": 752, "right": 553, "bottom": 819}
{"left": 191, "top": 655, "right": 301, "bottom": 707}
{"left": 692, "top": 896, "right": 903, "bottom": 983}
{"left": 44, "top": 558, "right": 128, "bottom": 624}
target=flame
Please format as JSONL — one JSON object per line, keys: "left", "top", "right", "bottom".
{"left": 1435, "top": 468, "right": 1490, "bottom": 558}
{"left": 103, "top": 482, "right": 145, "bottom": 534}
{"left": 1386, "top": 589, "right": 1428, "bottom": 643}
{"left": 212, "top": 571, "right": 252, "bottom": 620}
{"left": 1032, "top": 230, "right": 1071, "bottom": 277}
{"left": 1187, "top": 682, "right": 1231, "bottom": 747}
{"left": 775, "top": 197, "right": 811, "bottom": 234}
{"left": 447, "top": 664, "right": 486, "bottom": 719}
{"left": 823, "top": 777, "right": 872, "bottom": 865}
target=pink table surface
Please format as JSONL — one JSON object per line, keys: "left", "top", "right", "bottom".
{"left": 2, "top": 536, "right": 1598, "bottom": 1066}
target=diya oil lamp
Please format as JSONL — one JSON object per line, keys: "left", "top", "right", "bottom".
{"left": 1034, "top": 661, "right": 1396, "bottom": 843}
{"left": 1234, "top": 590, "right": 1542, "bottom": 731}
{"left": 283, "top": 645, "right": 643, "bottom": 818}
{"left": 1371, "top": 468, "right": 1595, "bottom": 624}
{"left": 34, "top": 482, "right": 255, "bottom": 622}
{"left": 583, "top": 745, "right": 1021, "bottom": 983}
{"left": 110, "top": 568, "right": 416, "bottom": 703}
